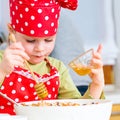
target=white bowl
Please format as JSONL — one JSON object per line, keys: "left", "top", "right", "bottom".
{"left": 0, "top": 114, "right": 27, "bottom": 120}
{"left": 14, "top": 99, "right": 112, "bottom": 120}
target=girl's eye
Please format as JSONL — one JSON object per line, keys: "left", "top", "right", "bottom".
{"left": 26, "top": 39, "right": 35, "bottom": 43}
{"left": 44, "top": 39, "right": 53, "bottom": 42}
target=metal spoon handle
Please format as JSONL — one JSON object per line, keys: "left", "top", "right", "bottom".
{"left": 0, "top": 92, "right": 19, "bottom": 106}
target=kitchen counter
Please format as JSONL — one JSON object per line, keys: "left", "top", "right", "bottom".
{"left": 104, "top": 85, "right": 120, "bottom": 120}
{"left": 105, "top": 85, "right": 120, "bottom": 104}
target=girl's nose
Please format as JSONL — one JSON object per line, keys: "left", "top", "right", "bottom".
{"left": 34, "top": 41, "right": 44, "bottom": 51}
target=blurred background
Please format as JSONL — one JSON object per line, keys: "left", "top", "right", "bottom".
{"left": 0, "top": 0, "right": 120, "bottom": 119}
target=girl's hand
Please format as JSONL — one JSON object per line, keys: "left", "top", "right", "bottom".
{"left": 0, "top": 42, "right": 30, "bottom": 75}
{"left": 89, "top": 44, "right": 104, "bottom": 86}
{"left": 88, "top": 44, "right": 105, "bottom": 98}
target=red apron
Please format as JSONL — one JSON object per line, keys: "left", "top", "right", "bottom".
{"left": 0, "top": 59, "right": 60, "bottom": 115}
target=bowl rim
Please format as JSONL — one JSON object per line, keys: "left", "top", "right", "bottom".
{"left": 14, "top": 99, "right": 112, "bottom": 108}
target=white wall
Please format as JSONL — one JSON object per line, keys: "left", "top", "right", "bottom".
{"left": 0, "top": 0, "right": 10, "bottom": 39}
{"left": 113, "top": 0, "right": 120, "bottom": 88}
{"left": 0, "top": 1, "right": 2, "bottom": 25}
{"left": 77, "top": 0, "right": 118, "bottom": 65}
{"left": 54, "top": 0, "right": 118, "bottom": 66}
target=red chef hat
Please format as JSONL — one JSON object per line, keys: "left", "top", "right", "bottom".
{"left": 9, "top": 0, "right": 78, "bottom": 37}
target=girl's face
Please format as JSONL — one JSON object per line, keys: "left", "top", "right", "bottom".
{"left": 15, "top": 32, "right": 56, "bottom": 64}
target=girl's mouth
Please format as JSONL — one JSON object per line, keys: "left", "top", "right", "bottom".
{"left": 33, "top": 55, "right": 46, "bottom": 60}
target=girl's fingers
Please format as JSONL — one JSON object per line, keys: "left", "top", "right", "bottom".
{"left": 9, "top": 42, "right": 25, "bottom": 50}
{"left": 93, "top": 52, "right": 102, "bottom": 59}
{"left": 92, "top": 59, "right": 103, "bottom": 68}
{"left": 12, "top": 60, "right": 25, "bottom": 67}
{"left": 12, "top": 55, "right": 25, "bottom": 63}
{"left": 5, "top": 46, "right": 30, "bottom": 60}
{"left": 96, "top": 44, "right": 103, "bottom": 54}
{"left": 1, "top": 42, "right": 29, "bottom": 75}
{"left": 93, "top": 44, "right": 103, "bottom": 59}
{"left": 10, "top": 49, "right": 30, "bottom": 60}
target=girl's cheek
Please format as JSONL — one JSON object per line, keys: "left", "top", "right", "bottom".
{"left": 25, "top": 46, "right": 33, "bottom": 53}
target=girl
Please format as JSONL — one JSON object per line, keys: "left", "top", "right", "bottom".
{"left": 0, "top": 0, "right": 104, "bottom": 115}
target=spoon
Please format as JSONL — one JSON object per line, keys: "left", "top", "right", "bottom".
{"left": 0, "top": 92, "right": 20, "bottom": 106}
{"left": 8, "top": 32, "right": 48, "bottom": 99}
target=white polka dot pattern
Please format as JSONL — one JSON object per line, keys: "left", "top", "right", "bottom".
{"left": 1, "top": 106, "right": 4, "bottom": 109}
{"left": 0, "top": 63, "right": 60, "bottom": 115}
{"left": 12, "top": 90, "right": 16, "bottom": 94}
{"left": 9, "top": 82, "right": 13, "bottom": 86}
{"left": 30, "top": 83, "right": 34, "bottom": 88}
{"left": 10, "top": 0, "right": 61, "bottom": 37}
{"left": 21, "top": 87, "right": 25, "bottom": 91}
{"left": 18, "top": 78, "right": 22, "bottom": 82}
{"left": 1, "top": 86, "right": 4, "bottom": 90}
{"left": 24, "top": 95, "right": 29, "bottom": 99}
{"left": 15, "top": 98, "right": 19, "bottom": 102}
